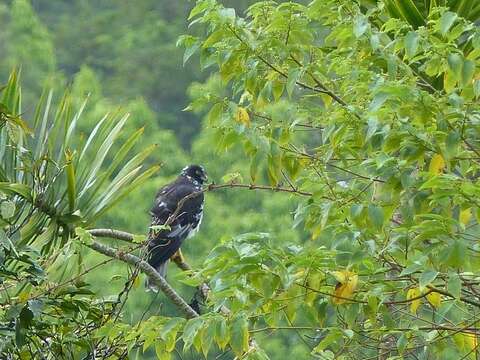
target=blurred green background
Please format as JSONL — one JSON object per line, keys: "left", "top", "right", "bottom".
{"left": 0, "top": 0, "right": 309, "bottom": 358}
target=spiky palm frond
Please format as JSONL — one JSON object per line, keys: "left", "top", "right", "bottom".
{"left": 0, "top": 70, "right": 158, "bottom": 255}
{"left": 382, "top": 0, "right": 480, "bottom": 27}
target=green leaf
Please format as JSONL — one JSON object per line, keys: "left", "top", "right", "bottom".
{"left": 215, "top": 317, "right": 230, "bottom": 350}
{"left": 404, "top": 31, "right": 419, "bottom": 58}
{"left": 203, "top": 30, "right": 224, "bottom": 48}
{"left": 230, "top": 313, "right": 249, "bottom": 356}
{"left": 0, "top": 229, "right": 19, "bottom": 256}
{"left": 161, "top": 317, "right": 185, "bottom": 352}
{"left": 399, "top": 263, "right": 422, "bottom": 276}
{"left": 207, "top": 102, "right": 224, "bottom": 125}
{"left": 286, "top": 68, "right": 301, "bottom": 98}
{"left": 447, "top": 273, "right": 461, "bottom": 299}
{"left": 369, "top": 92, "right": 389, "bottom": 112}
{"left": 182, "top": 317, "right": 205, "bottom": 351}
{"left": 447, "top": 53, "right": 463, "bottom": 81}
{"left": 474, "top": 80, "right": 480, "bottom": 99}
{"left": 313, "top": 329, "right": 342, "bottom": 352}
{"left": 419, "top": 270, "right": 438, "bottom": 289}
{"left": 267, "top": 155, "right": 281, "bottom": 186}
{"left": 155, "top": 343, "right": 171, "bottom": 360}
{"left": 188, "top": 1, "right": 210, "bottom": 20}
{"left": 219, "top": 8, "right": 236, "bottom": 23}
{"left": 368, "top": 204, "right": 384, "bottom": 230}
{"left": 397, "top": 333, "right": 409, "bottom": 354}
{"left": 447, "top": 241, "right": 466, "bottom": 268}
{"left": 75, "top": 227, "right": 94, "bottom": 245}
{"left": 27, "top": 300, "right": 43, "bottom": 318}
{"left": 461, "top": 59, "right": 475, "bottom": 88}
{"left": 438, "top": 11, "right": 457, "bottom": 36}
{"left": 132, "top": 234, "right": 146, "bottom": 244}
{"left": 183, "top": 42, "right": 200, "bottom": 66}
{"left": 445, "top": 131, "right": 460, "bottom": 159}
{"left": 201, "top": 320, "right": 215, "bottom": 358}
{"left": 1, "top": 200, "right": 15, "bottom": 219}
{"left": 353, "top": 15, "right": 369, "bottom": 38}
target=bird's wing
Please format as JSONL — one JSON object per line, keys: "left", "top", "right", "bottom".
{"left": 147, "top": 179, "right": 204, "bottom": 268}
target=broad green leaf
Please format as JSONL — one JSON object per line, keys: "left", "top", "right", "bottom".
{"left": 286, "top": 68, "right": 300, "bottom": 98}
{"left": 182, "top": 317, "right": 204, "bottom": 351}
{"left": 474, "top": 80, "right": 480, "bottom": 99}
{"left": 215, "top": 317, "right": 230, "bottom": 350}
{"left": 447, "top": 273, "right": 461, "bottom": 299}
{"left": 183, "top": 42, "right": 200, "bottom": 66}
{"left": 397, "top": 333, "right": 408, "bottom": 354}
{"left": 353, "top": 15, "right": 369, "bottom": 38}
{"left": 312, "top": 329, "right": 342, "bottom": 352}
{"left": 404, "top": 31, "right": 419, "bottom": 58}
{"left": 155, "top": 343, "right": 171, "bottom": 360}
{"left": 161, "top": 318, "right": 185, "bottom": 352}
{"left": 419, "top": 270, "right": 438, "bottom": 289}
{"left": 447, "top": 241, "right": 466, "bottom": 268}
{"left": 368, "top": 204, "right": 384, "bottom": 230}
{"left": 201, "top": 321, "right": 215, "bottom": 358}
{"left": 438, "top": 12, "right": 457, "bottom": 36}
{"left": 461, "top": 60, "right": 475, "bottom": 87}
{"left": 230, "top": 313, "right": 249, "bottom": 356}
{"left": 447, "top": 53, "right": 463, "bottom": 81}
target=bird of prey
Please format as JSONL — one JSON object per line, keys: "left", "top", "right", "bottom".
{"left": 146, "top": 164, "right": 207, "bottom": 291}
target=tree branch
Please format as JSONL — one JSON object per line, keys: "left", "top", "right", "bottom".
{"left": 206, "top": 182, "right": 314, "bottom": 197}
{"left": 89, "top": 228, "right": 135, "bottom": 242}
{"left": 86, "top": 238, "right": 199, "bottom": 319}
{"left": 88, "top": 229, "right": 229, "bottom": 315}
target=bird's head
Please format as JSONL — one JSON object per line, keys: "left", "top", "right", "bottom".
{"left": 181, "top": 164, "right": 208, "bottom": 184}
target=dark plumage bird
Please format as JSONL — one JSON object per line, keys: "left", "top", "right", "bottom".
{"left": 146, "top": 164, "right": 207, "bottom": 291}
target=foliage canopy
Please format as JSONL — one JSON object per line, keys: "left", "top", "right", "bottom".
{"left": 1, "top": 0, "right": 480, "bottom": 359}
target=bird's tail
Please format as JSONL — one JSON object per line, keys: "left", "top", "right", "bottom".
{"left": 145, "top": 262, "right": 168, "bottom": 292}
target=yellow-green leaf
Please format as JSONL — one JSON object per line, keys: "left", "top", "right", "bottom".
{"left": 230, "top": 313, "right": 249, "bottom": 356}
{"left": 460, "top": 208, "right": 472, "bottom": 226}
{"left": 429, "top": 154, "right": 445, "bottom": 175}
{"left": 332, "top": 270, "right": 358, "bottom": 304}
{"left": 426, "top": 291, "right": 441, "bottom": 309}
{"left": 235, "top": 106, "right": 250, "bottom": 126}
{"left": 464, "top": 332, "right": 478, "bottom": 353}
{"left": 406, "top": 287, "right": 421, "bottom": 313}
{"left": 306, "top": 273, "right": 322, "bottom": 306}
{"left": 215, "top": 318, "right": 230, "bottom": 350}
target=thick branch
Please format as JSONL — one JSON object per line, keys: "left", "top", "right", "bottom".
{"left": 88, "top": 229, "right": 229, "bottom": 315}
{"left": 89, "top": 228, "right": 134, "bottom": 242}
{"left": 86, "top": 239, "right": 199, "bottom": 319}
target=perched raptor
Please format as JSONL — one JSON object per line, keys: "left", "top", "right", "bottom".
{"left": 146, "top": 164, "right": 207, "bottom": 291}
